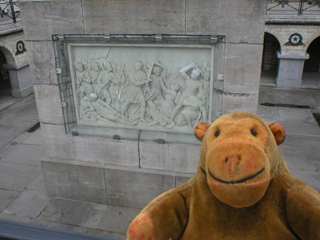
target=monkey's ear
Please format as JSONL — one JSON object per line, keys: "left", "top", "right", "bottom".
{"left": 269, "top": 123, "right": 286, "bottom": 145}
{"left": 195, "top": 122, "right": 212, "bottom": 142}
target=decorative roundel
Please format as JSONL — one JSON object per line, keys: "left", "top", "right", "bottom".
{"left": 284, "top": 33, "right": 305, "bottom": 46}
{"left": 15, "top": 40, "right": 27, "bottom": 55}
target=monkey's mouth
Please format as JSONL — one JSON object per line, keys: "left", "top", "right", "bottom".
{"left": 208, "top": 168, "right": 265, "bottom": 185}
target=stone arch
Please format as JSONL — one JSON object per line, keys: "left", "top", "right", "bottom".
{"left": 304, "top": 32, "right": 320, "bottom": 50}
{"left": 0, "top": 41, "right": 16, "bottom": 65}
{"left": 304, "top": 35, "right": 320, "bottom": 73}
{"left": 261, "top": 32, "right": 281, "bottom": 73}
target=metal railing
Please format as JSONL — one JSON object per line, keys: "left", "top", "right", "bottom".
{"left": 0, "top": 0, "right": 19, "bottom": 23}
{"left": 267, "top": 0, "right": 320, "bottom": 15}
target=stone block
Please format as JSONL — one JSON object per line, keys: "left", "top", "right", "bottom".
{"left": 82, "top": 0, "right": 186, "bottom": 35}
{"left": 105, "top": 168, "right": 175, "bottom": 208}
{"left": 19, "top": 0, "right": 84, "bottom": 40}
{"left": 139, "top": 141, "right": 200, "bottom": 173}
{"left": 42, "top": 159, "right": 107, "bottom": 204}
{"left": 175, "top": 174, "right": 193, "bottom": 187}
{"left": 223, "top": 43, "right": 263, "bottom": 94}
{"left": 186, "top": 0, "right": 266, "bottom": 43}
{"left": 25, "top": 41, "right": 58, "bottom": 85}
{"left": 33, "top": 84, "right": 64, "bottom": 124}
{"left": 222, "top": 93, "right": 258, "bottom": 115}
{"left": 41, "top": 123, "right": 140, "bottom": 166}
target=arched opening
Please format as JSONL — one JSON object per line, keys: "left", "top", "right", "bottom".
{"left": 260, "top": 32, "right": 281, "bottom": 86}
{"left": 303, "top": 36, "right": 320, "bottom": 89}
{"left": 0, "top": 50, "right": 11, "bottom": 97}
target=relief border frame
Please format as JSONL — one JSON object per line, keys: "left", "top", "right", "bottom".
{"left": 52, "top": 34, "right": 225, "bottom": 144}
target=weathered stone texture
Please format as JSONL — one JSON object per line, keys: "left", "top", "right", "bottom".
{"left": 42, "top": 159, "right": 107, "bottom": 204}
{"left": 140, "top": 141, "right": 200, "bottom": 173}
{"left": 19, "top": 0, "right": 84, "bottom": 41}
{"left": 82, "top": 0, "right": 186, "bottom": 35}
{"left": 105, "top": 168, "right": 175, "bottom": 208}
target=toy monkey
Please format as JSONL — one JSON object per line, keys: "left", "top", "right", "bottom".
{"left": 127, "top": 112, "right": 320, "bottom": 240}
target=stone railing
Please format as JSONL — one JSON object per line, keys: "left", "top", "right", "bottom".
{"left": 267, "top": 0, "right": 320, "bottom": 15}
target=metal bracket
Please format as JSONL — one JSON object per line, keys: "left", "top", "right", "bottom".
{"left": 210, "top": 36, "right": 218, "bottom": 44}
{"left": 61, "top": 101, "right": 67, "bottom": 108}
{"left": 56, "top": 68, "right": 62, "bottom": 74}
{"left": 155, "top": 34, "right": 162, "bottom": 42}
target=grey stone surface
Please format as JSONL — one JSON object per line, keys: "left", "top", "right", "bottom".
{"left": 33, "top": 84, "right": 64, "bottom": 124}
{"left": 276, "top": 53, "right": 309, "bottom": 88}
{"left": 25, "top": 41, "right": 58, "bottom": 85}
{"left": 26, "top": 172, "right": 47, "bottom": 192}
{"left": 23, "top": 129, "right": 44, "bottom": 146}
{"left": 0, "top": 162, "right": 42, "bottom": 191}
{"left": 82, "top": 0, "right": 186, "bottom": 35}
{"left": 140, "top": 141, "right": 200, "bottom": 173}
{"left": 291, "top": 171, "right": 320, "bottom": 193}
{"left": 3, "top": 189, "right": 51, "bottom": 218}
{"left": 6, "top": 65, "right": 33, "bottom": 98}
{"left": 105, "top": 168, "right": 175, "bottom": 208}
{"left": 223, "top": 44, "right": 263, "bottom": 94}
{"left": 19, "top": 0, "right": 84, "bottom": 41}
{"left": 186, "top": 0, "right": 266, "bottom": 43}
{"left": 0, "top": 189, "right": 19, "bottom": 212}
{"left": 0, "top": 143, "right": 45, "bottom": 166}
{"left": 41, "top": 123, "right": 140, "bottom": 166}
{"left": 222, "top": 93, "right": 259, "bottom": 115}
{"left": 42, "top": 159, "right": 107, "bottom": 204}
{"left": 175, "top": 175, "right": 193, "bottom": 187}
{"left": 0, "top": 95, "right": 39, "bottom": 150}
{"left": 39, "top": 198, "right": 141, "bottom": 235}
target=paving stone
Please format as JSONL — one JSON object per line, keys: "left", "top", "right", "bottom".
{"left": 0, "top": 163, "right": 42, "bottom": 191}
{"left": 291, "top": 171, "right": 320, "bottom": 193}
{"left": 22, "top": 129, "right": 44, "bottom": 146}
{"left": 3, "top": 189, "right": 51, "bottom": 218}
{"left": 26, "top": 172, "right": 47, "bottom": 192}
{"left": 0, "top": 189, "right": 19, "bottom": 212}
{"left": 0, "top": 143, "right": 45, "bottom": 166}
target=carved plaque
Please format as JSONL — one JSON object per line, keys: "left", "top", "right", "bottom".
{"left": 68, "top": 43, "right": 214, "bottom": 133}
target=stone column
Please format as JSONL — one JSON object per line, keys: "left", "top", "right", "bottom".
{"left": 276, "top": 52, "right": 309, "bottom": 88}
{"left": 3, "top": 61, "right": 33, "bottom": 97}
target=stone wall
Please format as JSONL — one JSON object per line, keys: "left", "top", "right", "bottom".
{"left": 19, "top": 0, "right": 267, "bottom": 207}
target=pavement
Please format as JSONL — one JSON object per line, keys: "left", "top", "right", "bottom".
{"left": 0, "top": 80, "right": 319, "bottom": 239}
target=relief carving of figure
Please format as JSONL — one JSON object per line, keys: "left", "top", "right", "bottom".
{"left": 170, "top": 62, "right": 204, "bottom": 121}
{"left": 75, "top": 62, "right": 93, "bottom": 98}
{"left": 159, "top": 81, "right": 180, "bottom": 118}
{"left": 90, "top": 61, "right": 102, "bottom": 94}
{"left": 176, "top": 92, "right": 208, "bottom": 130}
{"left": 148, "top": 65, "right": 165, "bottom": 106}
{"left": 88, "top": 93, "right": 136, "bottom": 126}
{"left": 120, "top": 61, "right": 151, "bottom": 122}
{"left": 80, "top": 96, "right": 96, "bottom": 121}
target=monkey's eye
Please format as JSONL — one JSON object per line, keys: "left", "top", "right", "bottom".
{"left": 251, "top": 129, "right": 258, "bottom": 137}
{"left": 215, "top": 130, "right": 220, "bottom": 137}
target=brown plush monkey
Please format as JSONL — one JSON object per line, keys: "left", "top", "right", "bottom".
{"left": 127, "top": 112, "right": 320, "bottom": 240}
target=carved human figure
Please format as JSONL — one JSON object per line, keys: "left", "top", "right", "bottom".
{"left": 121, "top": 61, "right": 151, "bottom": 122}
{"left": 159, "top": 81, "right": 180, "bottom": 118}
{"left": 144, "top": 102, "right": 175, "bottom": 129}
{"left": 76, "top": 62, "right": 92, "bottom": 98}
{"left": 176, "top": 92, "right": 207, "bottom": 130}
{"left": 88, "top": 93, "right": 136, "bottom": 126}
{"left": 79, "top": 96, "right": 96, "bottom": 121}
{"left": 99, "top": 61, "right": 124, "bottom": 109}
{"left": 148, "top": 66, "right": 165, "bottom": 106}
{"left": 91, "top": 61, "right": 102, "bottom": 94}
{"left": 170, "top": 62, "right": 204, "bottom": 121}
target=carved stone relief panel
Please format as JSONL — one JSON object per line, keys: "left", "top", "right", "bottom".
{"left": 68, "top": 44, "right": 214, "bottom": 133}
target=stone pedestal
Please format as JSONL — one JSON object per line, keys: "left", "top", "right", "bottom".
{"left": 276, "top": 53, "right": 309, "bottom": 88}
{"left": 4, "top": 61, "right": 33, "bottom": 97}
